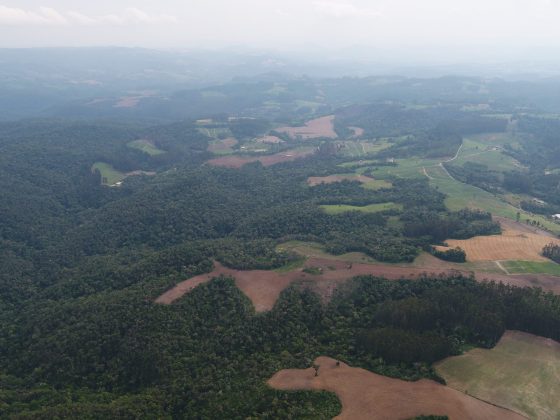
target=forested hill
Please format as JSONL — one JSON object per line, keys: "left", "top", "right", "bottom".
{"left": 1, "top": 89, "right": 559, "bottom": 417}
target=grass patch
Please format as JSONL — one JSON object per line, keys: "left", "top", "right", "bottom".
{"left": 127, "top": 139, "right": 165, "bottom": 156}
{"left": 321, "top": 202, "right": 402, "bottom": 215}
{"left": 435, "top": 331, "right": 560, "bottom": 420}
{"left": 502, "top": 260, "right": 560, "bottom": 275}
{"left": 197, "top": 127, "right": 232, "bottom": 139}
{"left": 425, "top": 164, "right": 560, "bottom": 234}
{"left": 91, "top": 162, "right": 126, "bottom": 186}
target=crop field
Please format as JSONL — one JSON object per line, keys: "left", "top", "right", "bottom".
{"left": 336, "top": 140, "right": 392, "bottom": 158}
{"left": 436, "top": 331, "right": 560, "bottom": 420}
{"left": 501, "top": 260, "right": 560, "bottom": 275}
{"left": 127, "top": 139, "right": 166, "bottom": 156}
{"left": 441, "top": 227, "right": 560, "bottom": 262}
{"left": 373, "top": 158, "right": 440, "bottom": 179}
{"left": 449, "top": 135, "right": 524, "bottom": 173}
{"left": 268, "top": 356, "right": 523, "bottom": 420}
{"left": 320, "top": 202, "right": 402, "bottom": 215}
{"left": 207, "top": 137, "right": 238, "bottom": 154}
{"left": 91, "top": 162, "right": 125, "bottom": 186}
{"left": 424, "top": 164, "right": 560, "bottom": 234}
{"left": 275, "top": 115, "right": 337, "bottom": 139}
{"left": 207, "top": 148, "right": 314, "bottom": 168}
{"left": 197, "top": 126, "right": 232, "bottom": 139}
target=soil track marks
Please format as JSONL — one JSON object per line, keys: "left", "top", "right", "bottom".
{"left": 268, "top": 356, "right": 524, "bottom": 420}
{"left": 276, "top": 116, "right": 337, "bottom": 140}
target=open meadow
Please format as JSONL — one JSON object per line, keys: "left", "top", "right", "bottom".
{"left": 436, "top": 331, "right": 560, "bottom": 420}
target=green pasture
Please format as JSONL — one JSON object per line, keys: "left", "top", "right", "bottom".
{"left": 127, "top": 139, "right": 165, "bottom": 156}
{"left": 321, "top": 202, "right": 402, "bottom": 215}
{"left": 91, "top": 162, "right": 126, "bottom": 186}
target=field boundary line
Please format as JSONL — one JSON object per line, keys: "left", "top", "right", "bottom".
{"left": 495, "top": 260, "right": 510, "bottom": 275}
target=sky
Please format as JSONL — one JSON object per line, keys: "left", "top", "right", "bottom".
{"left": 1, "top": 0, "right": 560, "bottom": 57}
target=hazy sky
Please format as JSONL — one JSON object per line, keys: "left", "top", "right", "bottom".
{"left": 2, "top": 0, "right": 560, "bottom": 53}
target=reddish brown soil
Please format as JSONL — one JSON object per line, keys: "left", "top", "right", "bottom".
{"left": 207, "top": 149, "right": 315, "bottom": 168}
{"left": 276, "top": 116, "right": 337, "bottom": 140}
{"left": 156, "top": 256, "right": 560, "bottom": 311}
{"left": 207, "top": 137, "right": 238, "bottom": 152}
{"left": 268, "top": 356, "right": 525, "bottom": 420}
{"left": 348, "top": 126, "right": 365, "bottom": 137}
{"left": 307, "top": 174, "right": 376, "bottom": 186}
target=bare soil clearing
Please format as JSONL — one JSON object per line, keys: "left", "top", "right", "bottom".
{"left": 156, "top": 256, "right": 560, "bottom": 311}
{"left": 348, "top": 126, "right": 365, "bottom": 137}
{"left": 207, "top": 148, "right": 314, "bottom": 168}
{"left": 276, "top": 116, "right": 337, "bottom": 139}
{"left": 307, "top": 174, "right": 376, "bottom": 186}
{"left": 436, "top": 331, "right": 560, "bottom": 420}
{"left": 268, "top": 356, "right": 524, "bottom": 420}
{"left": 113, "top": 92, "right": 154, "bottom": 108}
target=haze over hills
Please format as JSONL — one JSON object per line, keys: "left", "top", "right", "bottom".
{"left": 1, "top": 1, "right": 560, "bottom": 419}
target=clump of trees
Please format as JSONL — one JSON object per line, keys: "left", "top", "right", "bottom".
{"left": 432, "top": 246, "right": 466, "bottom": 262}
{"left": 542, "top": 243, "right": 560, "bottom": 263}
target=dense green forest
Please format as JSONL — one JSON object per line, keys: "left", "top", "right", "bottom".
{"left": 2, "top": 68, "right": 560, "bottom": 418}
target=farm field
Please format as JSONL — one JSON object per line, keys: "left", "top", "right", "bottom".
{"left": 268, "top": 356, "right": 523, "bottom": 420}
{"left": 275, "top": 115, "right": 337, "bottom": 139}
{"left": 320, "top": 202, "right": 402, "bottom": 215}
{"left": 424, "top": 163, "right": 560, "bottom": 234}
{"left": 373, "top": 157, "right": 440, "bottom": 179}
{"left": 336, "top": 140, "right": 392, "bottom": 158}
{"left": 306, "top": 174, "right": 391, "bottom": 191}
{"left": 450, "top": 135, "right": 524, "bottom": 173}
{"left": 207, "top": 147, "right": 314, "bottom": 168}
{"left": 207, "top": 137, "right": 238, "bottom": 154}
{"left": 91, "top": 162, "right": 125, "bottom": 186}
{"left": 127, "top": 139, "right": 166, "bottom": 156}
{"left": 501, "top": 260, "right": 560, "bottom": 275}
{"left": 436, "top": 331, "right": 560, "bottom": 420}
{"left": 197, "top": 126, "right": 232, "bottom": 139}
{"left": 440, "top": 225, "right": 560, "bottom": 262}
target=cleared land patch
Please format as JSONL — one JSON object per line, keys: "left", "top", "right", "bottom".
{"left": 268, "top": 356, "right": 523, "bottom": 420}
{"left": 276, "top": 115, "right": 337, "bottom": 139}
{"left": 306, "top": 174, "right": 390, "bottom": 191}
{"left": 156, "top": 254, "right": 560, "bottom": 312}
{"left": 207, "top": 148, "right": 314, "bottom": 168}
{"left": 321, "top": 202, "right": 402, "bottom": 215}
{"left": 436, "top": 331, "right": 560, "bottom": 420}
{"left": 207, "top": 137, "right": 238, "bottom": 154}
{"left": 348, "top": 126, "right": 364, "bottom": 137}
{"left": 255, "top": 135, "right": 284, "bottom": 144}
{"left": 91, "top": 162, "right": 126, "bottom": 186}
{"left": 127, "top": 139, "right": 165, "bottom": 156}
{"left": 91, "top": 162, "right": 155, "bottom": 186}
{"left": 438, "top": 226, "right": 560, "bottom": 262}
{"left": 502, "top": 260, "right": 560, "bottom": 276}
